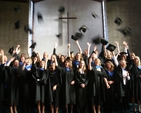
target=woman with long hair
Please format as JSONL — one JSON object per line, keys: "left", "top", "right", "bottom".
{"left": 46, "top": 57, "right": 61, "bottom": 113}
{"left": 131, "top": 56, "right": 141, "bottom": 112}
{"left": 60, "top": 59, "right": 75, "bottom": 113}
{"left": 104, "top": 60, "right": 116, "bottom": 113}
{"left": 75, "top": 60, "right": 89, "bottom": 113}
{"left": 32, "top": 60, "right": 48, "bottom": 113}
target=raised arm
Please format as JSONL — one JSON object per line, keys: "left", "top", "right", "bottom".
{"left": 112, "top": 51, "right": 119, "bottom": 66}
{"left": 88, "top": 57, "right": 92, "bottom": 70}
{"left": 90, "top": 45, "right": 97, "bottom": 57}
{"left": 54, "top": 55, "right": 58, "bottom": 66}
{"left": 115, "top": 41, "right": 120, "bottom": 54}
{"left": 6, "top": 57, "right": 15, "bottom": 66}
{"left": 15, "top": 45, "right": 21, "bottom": 54}
{"left": 0, "top": 50, "right": 4, "bottom": 64}
{"left": 53, "top": 42, "right": 57, "bottom": 55}
{"left": 75, "top": 40, "right": 82, "bottom": 54}
{"left": 68, "top": 43, "right": 70, "bottom": 57}
{"left": 87, "top": 42, "right": 91, "bottom": 57}
{"left": 99, "top": 45, "right": 106, "bottom": 58}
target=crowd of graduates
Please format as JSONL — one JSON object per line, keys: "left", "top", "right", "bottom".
{"left": 0, "top": 39, "right": 141, "bottom": 113}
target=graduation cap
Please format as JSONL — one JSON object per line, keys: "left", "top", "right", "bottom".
{"left": 71, "top": 32, "right": 83, "bottom": 41}
{"left": 8, "top": 47, "right": 14, "bottom": 55}
{"left": 30, "top": 42, "right": 36, "bottom": 49}
{"left": 56, "top": 33, "right": 62, "bottom": 38}
{"left": 58, "top": 6, "right": 65, "bottom": 13}
{"left": 79, "top": 25, "right": 88, "bottom": 33}
{"left": 117, "top": 27, "right": 132, "bottom": 36}
{"left": 15, "top": 20, "right": 20, "bottom": 29}
{"left": 119, "top": 52, "right": 127, "bottom": 56}
{"left": 91, "top": 13, "right": 99, "bottom": 18}
{"left": 114, "top": 17, "right": 122, "bottom": 25}
{"left": 92, "top": 36, "right": 108, "bottom": 45}
{"left": 106, "top": 44, "right": 116, "bottom": 52}
{"left": 70, "top": 51, "right": 74, "bottom": 54}
{"left": 92, "top": 36, "right": 101, "bottom": 44}
{"left": 66, "top": 57, "right": 70, "bottom": 60}
{"left": 101, "top": 38, "right": 108, "bottom": 45}
{"left": 24, "top": 25, "right": 33, "bottom": 34}
{"left": 37, "top": 12, "right": 43, "bottom": 21}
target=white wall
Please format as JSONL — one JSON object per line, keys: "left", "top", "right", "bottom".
{"left": 33, "top": 0, "right": 103, "bottom": 57}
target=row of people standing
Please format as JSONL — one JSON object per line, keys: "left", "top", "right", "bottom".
{"left": 0, "top": 40, "right": 141, "bottom": 113}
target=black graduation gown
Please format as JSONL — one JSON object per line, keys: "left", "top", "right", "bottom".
{"left": 130, "top": 65, "right": 141, "bottom": 101}
{"left": 104, "top": 69, "right": 116, "bottom": 113}
{"left": 5, "top": 66, "right": 22, "bottom": 106}
{"left": 105, "top": 69, "right": 116, "bottom": 104}
{"left": 0, "top": 64, "right": 5, "bottom": 102}
{"left": 61, "top": 68, "right": 76, "bottom": 105}
{"left": 21, "top": 66, "right": 36, "bottom": 107}
{"left": 46, "top": 67, "right": 61, "bottom": 107}
{"left": 114, "top": 66, "right": 131, "bottom": 102}
{"left": 32, "top": 66, "right": 48, "bottom": 103}
{"left": 89, "top": 67, "right": 107, "bottom": 105}
{"left": 75, "top": 71, "right": 89, "bottom": 113}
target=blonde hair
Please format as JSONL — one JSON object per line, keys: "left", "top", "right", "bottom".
{"left": 105, "top": 61, "right": 115, "bottom": 71}
{"left": 78, "top": 60, "right": 87, "bottom": 73}
{"left": 134, "top": 56, "right": 141, "bottom": 66}
{"left": 94, "top": 58, "right": 101, "bottom": 66}
{"left": 26, "top": 57, "right": 32, "bottom": 65}
{"left": 65, "top": 59, "right": 73, "bottom": 70}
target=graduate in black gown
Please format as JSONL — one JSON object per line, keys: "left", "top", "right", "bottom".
{"left": 5, "top": 57, "right": 22, "bottom": 113}
{"left": 131, "top": 56, "right": 141, "bottom": 112}
{"left": 32, "top": 60, "right": 48, "bottom": 113}
{"left": 60, "top": 59, "right": 75, "bottom": 113}
{"left": 58, "top": 55, "right": 65, "bottom": 68}
{"left": 75, "top": 60, "right": 89, "bottom": 113}
{"left": 104, "top": 59, "right": 116, "bottom": 113}
{"left": 114, "top": 59, "right": 131, "bottom": 113}
{"left": 88, "top": 58, "right": 110, "bottom": 113}
{"left": 72, "top": 52, "right": 82, "bottom": 71}
{"left": 21, "top": 57, "right": 35, "bottom": 113}
{"left": 46, "top": 59, "right": 61, "bottom": 113}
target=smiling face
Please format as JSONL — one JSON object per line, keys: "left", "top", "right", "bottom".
{"left": 79, "top": 60, "right": 85, "bottom": 68}
{"left": 119, "top": 60, "right": 127, "bottom": 68}
{"left": 105, "top": 61, "right": 114, "bottom": 71}
{"left": 25, "top": 58, "right": 32, "bottom": 65}
{"left": 20, "top": 56, "right": 25, "bottom": 63}
{"left": 60, "top": 55, "right": 65, "bottom": 62}
{"left": 94, "top": 58, "right": 101, "bottom": 66}
{"left": 39, "top": 60, "right": 45, "bottom": 68}
{"left": 75, "top": 53, "right": 81, "bottom": 60}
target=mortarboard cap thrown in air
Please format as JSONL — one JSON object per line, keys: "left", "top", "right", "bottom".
{"left": 79, "top": 25, "right": 88, "bottom": 33}
{"left": 29, "top": 42, "right": 37, "bottom": 49}
{"left": 106, "top": 44, "right": 116, "bottom": 52}
{"left": 71, "top": 32, "right": 83, "bottom": 41}
{"left": 114, "top": 17, "right": 122, "bottom": 25}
